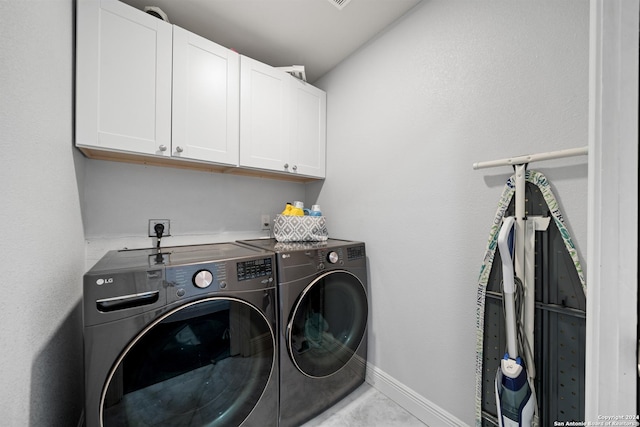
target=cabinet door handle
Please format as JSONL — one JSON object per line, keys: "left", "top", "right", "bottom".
{"left": 292, "top": 165, "right": 298, "bottom": 171}
{"left": 284, "top": 163, "right": 289, "bottom": 169}
{"left": 175, "top": 146, "right": 184, "bottom": 153}
{"left": 159, "top": 145, "right": 167, "bottom": 152}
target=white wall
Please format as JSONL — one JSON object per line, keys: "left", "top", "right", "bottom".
{"left": 0, "top": 0, "right": 86, "bottom": 425}
{"left": 313, "top": 1, "right": 590, "bottom": 424}
{"left": 81, "top": 159, "right": 306, "bottom": 266}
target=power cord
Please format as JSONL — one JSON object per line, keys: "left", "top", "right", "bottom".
{"left": 154, "top": 223, "right": 165, "bottom": 248}
{"left": 154, "top": 223, "right": 165, "bottom": 264}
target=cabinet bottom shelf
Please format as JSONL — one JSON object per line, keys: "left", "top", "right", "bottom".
{"left": 77, "top": 146, "right": 322, "bottom": 183}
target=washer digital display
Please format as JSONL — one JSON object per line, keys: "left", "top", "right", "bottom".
{"left": 237, "top": 258, "right": 273, "bottom": 281}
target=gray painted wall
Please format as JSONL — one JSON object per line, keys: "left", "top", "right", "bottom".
{"left": 0, "top": 0, "right": 86, "bottom": 425}
{"left": 81, "top": 159, "right": 306, "bottom": 266}
{"left": 313, "top": 1, "right": 589, "bottom": 423}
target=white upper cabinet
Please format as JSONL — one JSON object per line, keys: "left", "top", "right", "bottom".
{"left": 76, "top": 0, "right": 172, "bottom": 155}
{"left": 76, "top": 0, "right": 325, "bottom": 180}
{"left": 289, "top": 79, "right": 326, "bottom": 178}
{"left": 172, "top": 27, "right": 239, "bottom": 166}
{"left": 239, "top": 56, "right": 290, "bottom": 173}
{"left": 240, "top": 56, "right": 326, "bottom": 179}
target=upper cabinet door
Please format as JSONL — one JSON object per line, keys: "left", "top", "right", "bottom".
{"left": 172, "top": 27, "right": 240, "bottom": 166}
{"left": 289, "top": 80, "right": 326, "bottom": 178}
{"left": 76, "top": 0, "right": 172, "bottom": 155}
{"left": 239, "top": 56, "right": 291, "bottom": 173}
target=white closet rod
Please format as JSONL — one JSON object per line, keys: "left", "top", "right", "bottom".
{"left": 472, "top": 146, "right": 588, "bottom": 170}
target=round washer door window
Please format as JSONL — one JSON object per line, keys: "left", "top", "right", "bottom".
{"left": 101, "top": 297, "right": 275, "bottom": 427}
{"left": 287, "top": 270, "right": 368, "bottom": 378}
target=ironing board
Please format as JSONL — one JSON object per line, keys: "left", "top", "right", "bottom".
{"left": 474, "top": 170, "right": 587, "bottom": 426}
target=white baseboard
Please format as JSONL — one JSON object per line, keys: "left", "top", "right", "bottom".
{"left": 365, "top": 362, "right": 469, "bottom": 427}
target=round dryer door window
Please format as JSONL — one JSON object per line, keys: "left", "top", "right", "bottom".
{"left": 101, "top": 297, "right": 275, "bottom": 426}
{"left": 287, "top": 270, "right": 368, "bottom": 378}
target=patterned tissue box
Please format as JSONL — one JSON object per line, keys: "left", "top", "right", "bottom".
{"left": 273, "top": 215, "right": 329, "bottom": 243}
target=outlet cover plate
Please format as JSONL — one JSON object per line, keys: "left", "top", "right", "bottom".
{"left": 149, "top": 219, "right": 171, "bottom": 237}
{"left": 261, "top": 214, "right": 271, "bottom": 230}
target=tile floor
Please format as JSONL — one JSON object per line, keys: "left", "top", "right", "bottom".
{"left": 301, "top": 383, "right": 427, "bottom": 427}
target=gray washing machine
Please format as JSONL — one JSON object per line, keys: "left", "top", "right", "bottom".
{"left": 238, "top": 238, "right": 368, "bottom": 427}
{"left": 83, "top": 243, "right": 278, "bottom": 427}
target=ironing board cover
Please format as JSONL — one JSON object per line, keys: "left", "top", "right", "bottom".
{"left": 474, "top": 170, "right": 586, "bottom": 426}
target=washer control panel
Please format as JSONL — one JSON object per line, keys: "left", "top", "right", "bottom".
{"left": 166, "top": 256, "right": 274, "bottom": 302}
{"left": 237, "top": 257, "right": 273, "bottom": 281}
{"left": 166, "top": 262, "right": 226, "bottom": 295}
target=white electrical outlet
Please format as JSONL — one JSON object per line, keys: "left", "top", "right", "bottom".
{"left": 149, "top": 219, "right": 171, "bottom": 237}
{"left": 261, "top": 214, "right": 271, "bottom": 230}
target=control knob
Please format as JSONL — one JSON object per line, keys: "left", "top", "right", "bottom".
{"left": 193, "top": 270, "right": 213, "bottom": 288}
{"left": 327, "top": 251, "right": 339, "bottom": 264}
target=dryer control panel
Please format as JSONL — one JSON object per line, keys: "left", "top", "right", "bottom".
{"left": 317, "top": 248, "right": 344, "bottom": 269}
{"left": 273, "top": 244, "right": 367, "bottom": 280}
{"left": 316, "top": 244, "right": 366, "bottom": 271}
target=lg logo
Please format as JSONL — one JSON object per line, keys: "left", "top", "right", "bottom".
{"left": 96, "top": 278, "right": 114, "bottom": 285}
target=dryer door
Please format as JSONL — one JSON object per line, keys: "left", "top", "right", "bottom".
{"left": 287, "top": 270, "right": 368, "bottom": 378}
{"left": 101, "top": 297, "right": 275, "bottom": 426}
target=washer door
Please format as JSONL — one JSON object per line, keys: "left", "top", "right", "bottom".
{"left": 287, "top": 270, "right": 368, "bottom": 378}
{"left": 101, "top": 297, "right": 275, "bottom": 426}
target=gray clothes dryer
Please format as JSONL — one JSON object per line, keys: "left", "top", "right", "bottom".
{"left": 238, "top": 238, "right": 368, "bottom": 427}
{"left": 82, "top": 243, "right": 278, "bottom": 427}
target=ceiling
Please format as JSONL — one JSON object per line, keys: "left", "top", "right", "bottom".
{"left": 120, "top": 0, "right": 422, "bottom": 83}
